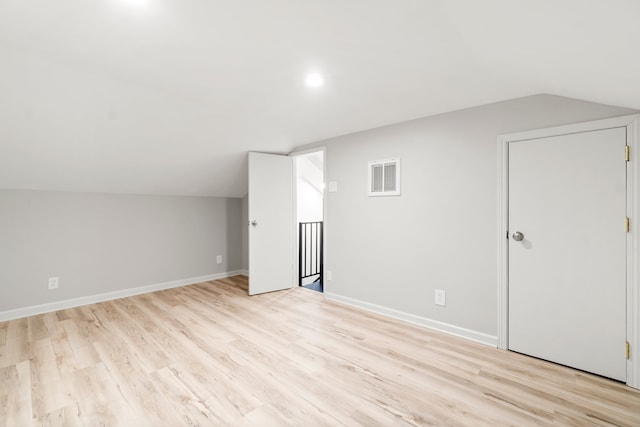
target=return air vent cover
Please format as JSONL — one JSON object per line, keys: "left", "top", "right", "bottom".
{"left": 368, "top": 158, "right": 401, "bottom": 196}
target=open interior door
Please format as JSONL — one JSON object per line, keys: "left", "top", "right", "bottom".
{"left": 248, "top": 152, "right": 294, "bottom": 295}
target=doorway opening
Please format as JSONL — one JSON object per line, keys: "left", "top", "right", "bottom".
{"left": 295, "top": 150, "right": 324, "bottom": 292}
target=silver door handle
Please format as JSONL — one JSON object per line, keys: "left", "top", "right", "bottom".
{"left": 512, "top": 231, "right": 524, "bottom": 241}
{"left": 250, "top": 220, "right": 257, "bottom": 227}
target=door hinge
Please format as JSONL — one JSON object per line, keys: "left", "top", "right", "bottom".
{"left": 625, "top": 217, "right": 630, "bottom": 233}
{"left": 626, "top": 341, "right": 630, "bottom": 360}
{"left": 625, "top": 145, "right": 630, "bottom": 162}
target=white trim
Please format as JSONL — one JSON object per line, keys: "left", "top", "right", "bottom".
{"left": 499, "top": 114, "right": 640, "bottom": 143}
{"left": 497, "top": 113, "right": 640, "bottom": 389}
{"left": 237, "top": 269, "right": 249, "bottom": 277}
{"left": 0, "top": 271, "right": 245, "bottom": 322}
{"left": 629, "top": 116, "right": 640, "bottom": 389}
{"left": 325, "top": 292, "right": 497, "bottom": 347}
{"left": 497, "top": 131, "right": 510, "bottom": 350}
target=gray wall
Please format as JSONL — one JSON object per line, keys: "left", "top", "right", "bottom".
{"left": 297, "top": 94, "right": 637, "bottom": 337}
{"left": 0, "top": 190, "right": 242, "bottom": 311}
{"left": 242, "top": 194, "right": 248, "bottom": 271}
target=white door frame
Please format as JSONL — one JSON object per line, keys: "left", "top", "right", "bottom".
{"left": 289, "top": 146, "right": 327, "bottom": 290}
{"left": 497, "top": 114, "right": 640, "bottom": 389}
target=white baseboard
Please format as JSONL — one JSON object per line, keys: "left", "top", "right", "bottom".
{"left": 324, "top": 292, "right": 497, "bottom": 347}
{"left": 0, "top": 271, "right": 246, "bottom": 322}
{"left": 237, "top": 269, "right": 249, "bottom": 276}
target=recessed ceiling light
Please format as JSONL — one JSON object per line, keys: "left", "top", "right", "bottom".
{"left": 305, "top": 73, "right": 324, "bottom": 87}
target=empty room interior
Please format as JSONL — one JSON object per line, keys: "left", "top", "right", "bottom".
{"left": 3, "top": 0, "right": 640, "bottom": 425}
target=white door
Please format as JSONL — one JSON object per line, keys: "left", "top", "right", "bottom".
{"left": 248, "top": 152, "right": 294, "bottom": 295}
{"left": 508, "top": 127, "right": 627, "bottom": 381}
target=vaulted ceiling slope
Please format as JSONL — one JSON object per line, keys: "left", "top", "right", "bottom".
{"left": 1, "top": 0, "right": 639, "bottom": 197}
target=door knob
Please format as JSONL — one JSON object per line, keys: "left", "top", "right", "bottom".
{"left": 250, "top": 220, "right": 258, "bottom": 227}
{"left": 512, "top": 231, "right": 524, "bottom": 241}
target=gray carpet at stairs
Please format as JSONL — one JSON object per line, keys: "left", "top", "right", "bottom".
{"left": 302, "top": 281, "right": 323, "bottom": 293}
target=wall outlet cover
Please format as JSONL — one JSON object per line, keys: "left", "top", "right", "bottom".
{"left": 48, "top": 277, "right": 59, "bottom": 290}
{"left": 435, "top": 289, "right": 446, "bottom": 306}
{"left": 216, "top": 255, "right": 222, "bottom": 264}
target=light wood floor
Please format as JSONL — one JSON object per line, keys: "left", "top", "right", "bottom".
{"left": 1, "top": 276, "right": 640, "bottom": 426}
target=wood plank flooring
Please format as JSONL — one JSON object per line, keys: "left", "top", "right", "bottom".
{"left": 1, "top": 275, "right": 640, "bottom": 426}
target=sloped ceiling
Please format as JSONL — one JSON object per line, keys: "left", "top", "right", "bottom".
{"left": 1, "top": 0, "right": 639, "bottom": 197}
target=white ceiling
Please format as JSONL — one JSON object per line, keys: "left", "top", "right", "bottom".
{"left": 1, "top": 0, "right": 639, "bottom": 197}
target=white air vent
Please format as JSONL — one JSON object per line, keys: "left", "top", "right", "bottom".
{"left": 368, "top": 158, "right": 400, "bottom": 196}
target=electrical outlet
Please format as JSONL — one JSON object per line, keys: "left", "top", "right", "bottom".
{"left": 326, "top": 270, "right": 332, "bottom": 281}
{"left": 48, "top": 277, "right": 59, "bottom": 290}
{"left": 216, "top": 255, "right": 222, "bottom": 264}
{"left": 434, "top": 289, "right": 446, "bottom": 306}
